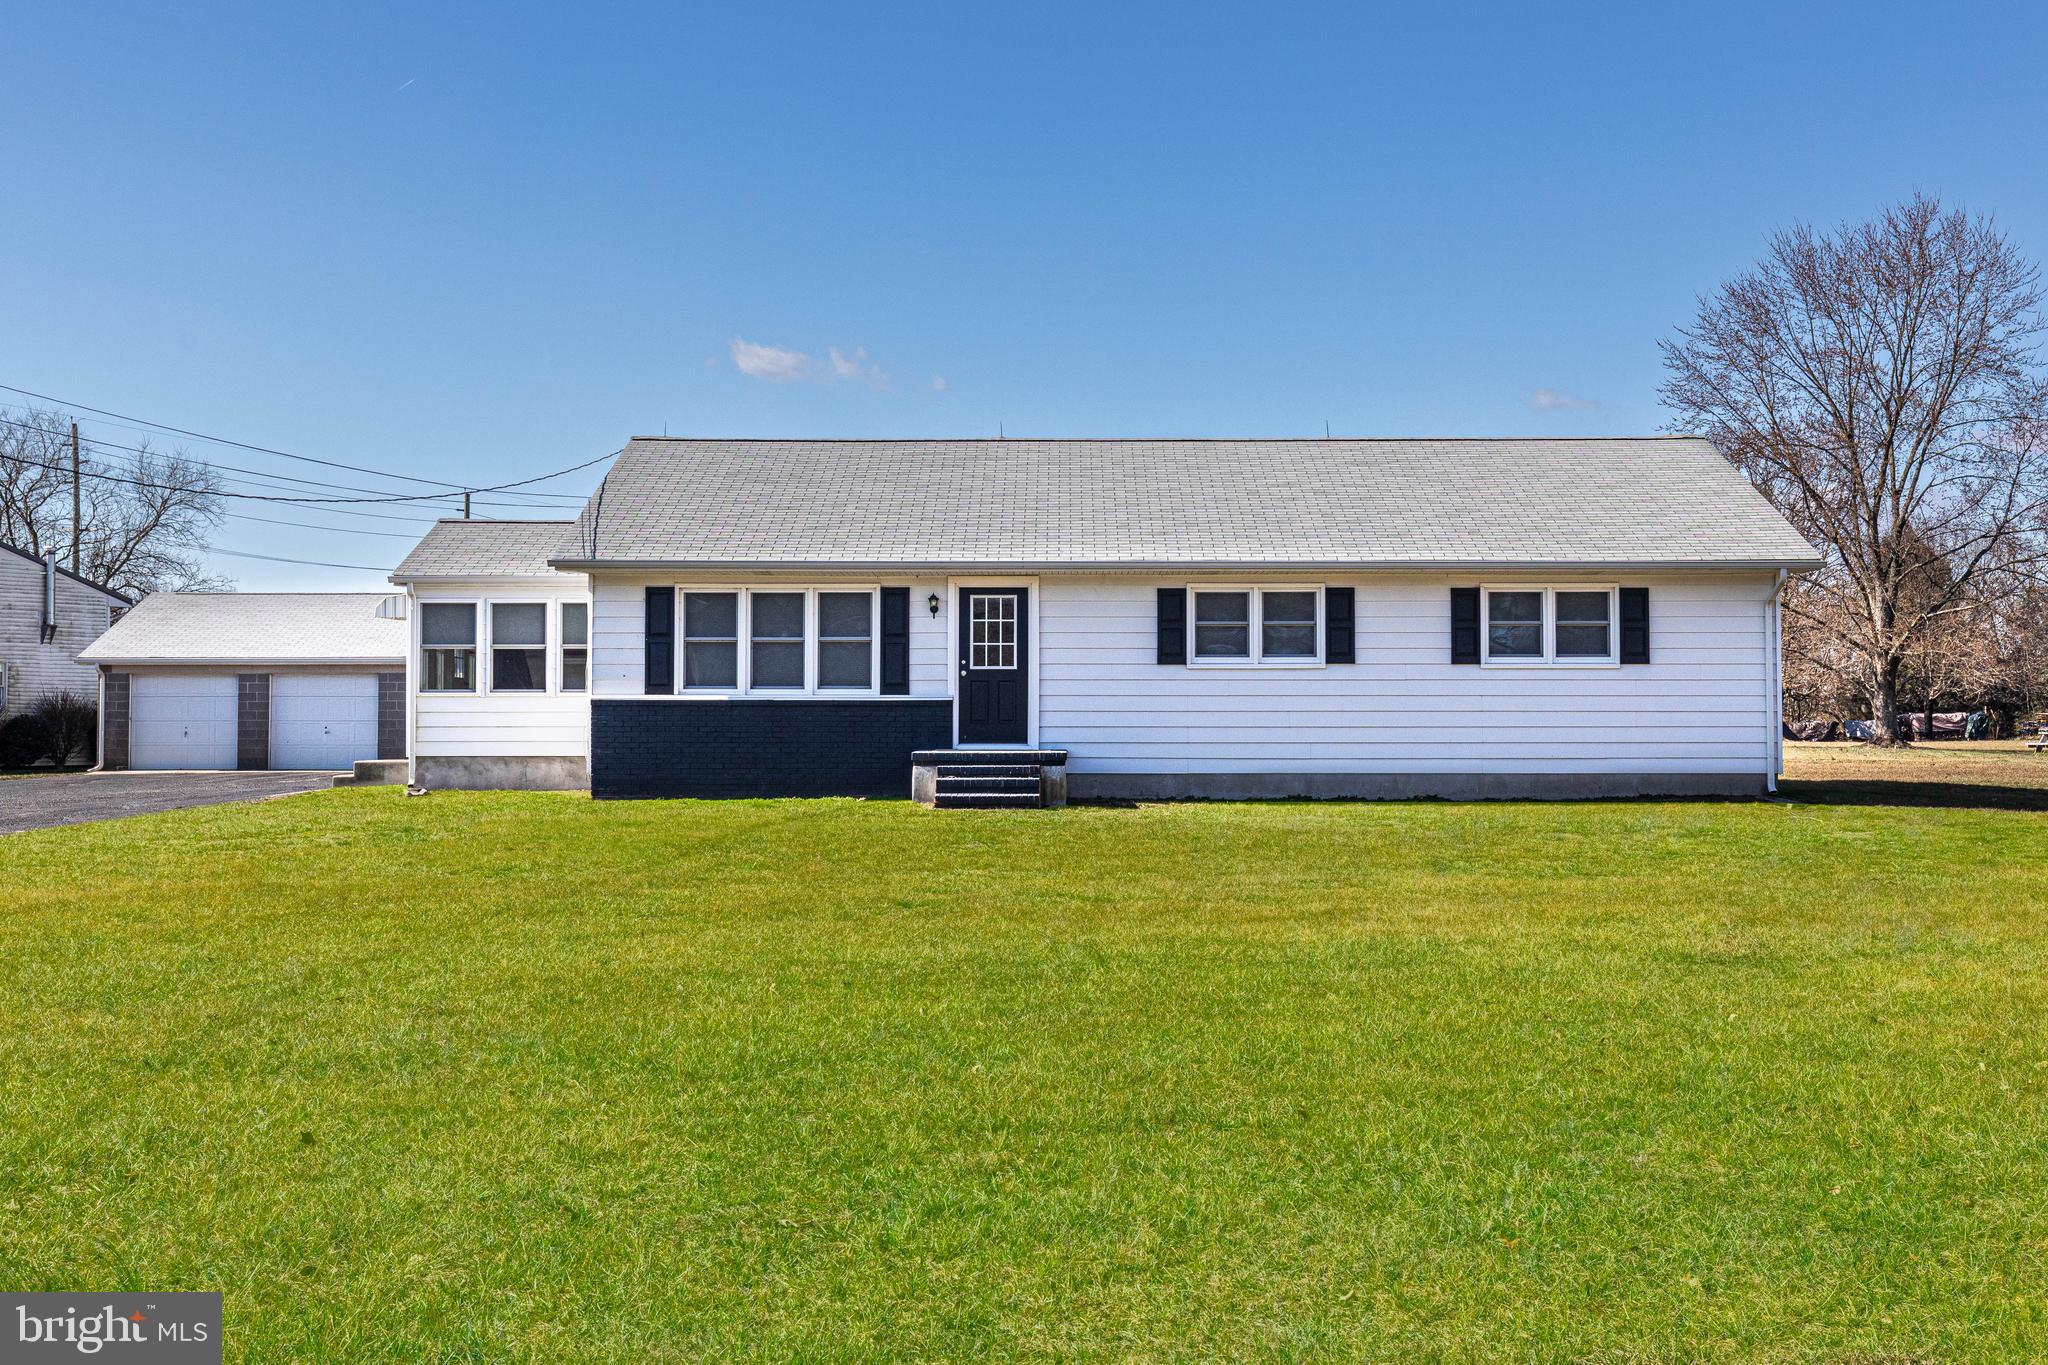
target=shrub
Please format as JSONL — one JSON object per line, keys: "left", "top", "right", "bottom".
{"left": 28, "top": 693, "right": 98, "bottom": 768}
{"left": 0, "top": 714, "right": 49, "bottom": 769}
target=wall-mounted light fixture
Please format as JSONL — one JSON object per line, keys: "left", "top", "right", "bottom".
{"left": 926, "top": 592, "right": 942, "bottom": 618}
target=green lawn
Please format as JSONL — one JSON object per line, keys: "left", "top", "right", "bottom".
{"left": 3, "top": 764, "right": 2046, "bottom": 1361}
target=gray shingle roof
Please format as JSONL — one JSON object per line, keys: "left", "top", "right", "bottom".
{"left": 551, "top": 437, "right": 1821, "bottom": 570}
{"left": 78, "top": 593, "right": 407, "bottom": 665}
{"left": 390, "top": 519, "right": 578, "bottom": 581}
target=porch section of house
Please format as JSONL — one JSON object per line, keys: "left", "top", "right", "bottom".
{"left": 911, "top": 749, "right": 1069, "bottom": 810}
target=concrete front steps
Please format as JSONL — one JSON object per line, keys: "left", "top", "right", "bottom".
{"left": 333, "top": 759, "right": 407, "bottom": 788}
{"left": 911, "top": 749, "right": 1069, "bottom": 809}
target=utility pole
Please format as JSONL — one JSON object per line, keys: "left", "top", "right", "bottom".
{"left": 463, "top": 491, "right": 471, "bottom": 519}
{"left": 69, "top": 422, "right": 81, "bottom": 575}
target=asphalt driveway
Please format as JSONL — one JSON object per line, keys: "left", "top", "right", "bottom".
{"left": 0, "top": 771, "right": 341, "bottom": 835}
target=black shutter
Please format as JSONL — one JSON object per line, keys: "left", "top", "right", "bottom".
{"left": 1450, "top": 587, "right": 1480, "bottom": 665}
{"left": 645, "top": 587, "right": 674, "bottom": 694}
{"left": 1325, "top": 586, "right": 1355, "bottom": 664}
{"left": 1156, "top": 588, "right": 1187, "bottom": 664}
{"left": 879, "top": 586, "right": 910, "bottom": 694}
{"left": 1619, "top": 587, "right": 1650, "bottom": 664}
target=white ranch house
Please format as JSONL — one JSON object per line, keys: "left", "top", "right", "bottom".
{"left": 368, "top": 436, "right": 1820, "bottom": 805}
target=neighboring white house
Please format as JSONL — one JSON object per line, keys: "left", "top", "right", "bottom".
{"left": 0, "top": 543, "right": 130, "bottom": 723}
{"left": 77, "top": 593, "right": 408, "bottom": 771}
{"left": 388, "top": 436, "right": 1823, "bottom": 801}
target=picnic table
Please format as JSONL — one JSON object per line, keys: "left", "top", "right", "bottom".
{"left": 2029, "top": 725, "right": 2048, "bottom": 753}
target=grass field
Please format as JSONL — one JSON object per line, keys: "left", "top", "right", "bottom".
{"left": 3, "top": 749, "right": 2046, "bottom": 1361}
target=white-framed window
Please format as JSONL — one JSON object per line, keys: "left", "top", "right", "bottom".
{"left": 683, "top": 591, "right": 740, "bottom": 689}
{"left": 420, "top": 601, "right": 478, "bottom": 692}
{"left": 489, "top": 601, "right": 549, "bottom": 692}
{"left": 675, "top": 586, "right": 882, "bottom": 695}
{"left": 816, "top": 590, "right": 875, "bottom": 689}
{"left": 1187, "top": 586, "right": 1324, "bottom": 667}
{"left": 1481, "top": 586, "right": 1619, "bottom": 666}
{"left": 748, "top": 590, "right": 806, "bottom": 690}
{"left": 559, "top": 601, "right": 589, "bottom": 693}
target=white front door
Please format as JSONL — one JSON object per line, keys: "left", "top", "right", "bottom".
{"left": 269, "top": 674, "right": 379, "bottom": 770}
{"left": 129, "top": 674, "right": 238, "bottom": 770}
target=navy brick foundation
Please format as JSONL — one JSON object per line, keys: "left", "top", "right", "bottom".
{"left": 592, "top": 698, "right": 954, "bottom": 799}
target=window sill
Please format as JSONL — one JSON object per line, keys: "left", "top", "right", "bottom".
{"left": 1186, "top": 659, "right": 1327, "bottom": 670}
{"left": 1480, "top": 658, "right": 1622, "bottom": 670}
{"left": 675, "top": 689, "right": 889, "bottom": 700}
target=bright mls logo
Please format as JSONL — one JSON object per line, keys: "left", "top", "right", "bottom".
{"left": 5, "top": 1293, "right": 220, "bottom": 1362}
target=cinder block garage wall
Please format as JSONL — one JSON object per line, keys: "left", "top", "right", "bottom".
{"left": 377, "top": 673, "right": 405, "bottom": 760}
{"left": 101, "top": 670, "right": 130, "bottom": 770}
{"left": 237, "top": 674, "right": 270, "bottom": 770}
{"left": 590, "top": 699, "right": 952, "bottom": 799}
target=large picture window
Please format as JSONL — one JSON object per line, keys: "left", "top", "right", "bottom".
{"left": 1188, "top": 587, "right": 1323, "bottom": 666}
{"left": 420, "top": 602, "right": 477, "bottom": 692}
{"left": 1482, "top": 586, "right": 1619, "bottom": 666}
{"left": 671, "top": 587, "right": 882, "bottom": 694}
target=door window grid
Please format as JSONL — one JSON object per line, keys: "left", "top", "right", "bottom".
{"left": 970, "top": 594, "right": 1017, "bottom": 669}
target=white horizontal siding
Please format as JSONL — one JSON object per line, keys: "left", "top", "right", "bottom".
{"left": 414, "top": 693, "right": 588, "bottom": 756}
{"left": 567, "top": 568, "right": 1776, "bottom": 780}
{"left": 0, "top": 551, "right": 118, "bottom": 719}
{"left": 590, "top": 573, "right": 951, "bottom": 698}
{"left": 1038, "top": 572, "right": 1776, "bottom": 776}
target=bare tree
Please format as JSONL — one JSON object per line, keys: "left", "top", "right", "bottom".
{"left": 1660, "top": 195, "right": 2048, "bottom": 742}
{"left": 0, "top": 404, "right": 228, "bottom": 596}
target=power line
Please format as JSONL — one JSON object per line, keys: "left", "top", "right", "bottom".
{"left": 0, "top": 413, "right": 462, "bottom": 507}
{"left": 0, "top": 413, "right": 585, "bottom": 509}
{"left": 0, "top": 379, "right": 587, "bottom": 498}
{"left": 221, "top": 510, "right": 425, "bottom": 539}
{"left": 0, "top": 420, "right": 613, "bottom": 508}
{"left": 0, "top": 446, "right": 414, "bottom": 507}
{"left": 207, "top": 546, "right": 393, "bottom": 572}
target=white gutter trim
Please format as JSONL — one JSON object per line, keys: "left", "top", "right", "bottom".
{"left": 76, "top": 657, "right": 408, "bottom": 668}
{"left": 547, "top": 557, "right": 1828, "bottom": 575}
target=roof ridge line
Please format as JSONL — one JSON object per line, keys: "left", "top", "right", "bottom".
{"left": 620, "top": 435, "right": 1702, "bottom": 444}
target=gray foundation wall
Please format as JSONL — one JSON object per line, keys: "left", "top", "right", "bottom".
{"left": 1069, "top": 771, "right": 1769, "bottom": 801}
{"left": 415, "top": 755, "right": 589, "bottom": 791}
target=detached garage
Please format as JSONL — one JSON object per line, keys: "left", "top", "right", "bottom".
{"left": 77, "top": 593, "right": 408, "bottom": 772}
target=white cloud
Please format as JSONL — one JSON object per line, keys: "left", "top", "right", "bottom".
{"left": 729, "top": 338, "right": 816, "bottom": 383}
{"left": 828, "top": 346, "right": 889, "bottom": 390}
{"left": 1526, "top": 388, "right": 1599, "bottom": 413}
{"left": 728, "top": 338, "right": 894, "bottom": 390}
{"left": 930, "top": 374, "right": 949, "bottom": 392}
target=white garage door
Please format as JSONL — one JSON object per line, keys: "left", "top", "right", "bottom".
{"left": 269, "top": 674, "right": 379, "bottom": 770}
{"left": 130, "top": 674, "right": 238, "bottom": 770}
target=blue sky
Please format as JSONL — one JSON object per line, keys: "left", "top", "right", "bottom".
{"left": 3, "top": 2, "right": 2043, "bottom": 589}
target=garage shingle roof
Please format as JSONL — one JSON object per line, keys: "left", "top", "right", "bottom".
{"left": 390, "top": 519, "right": 578, "bottom": 581}
{"left": 77, "top": 593, "right": 408, "bottom": 665}
{"left": 550, "top": 437, "right": 1821, "bottom": 570}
